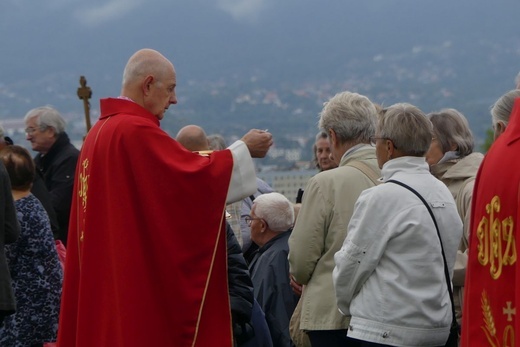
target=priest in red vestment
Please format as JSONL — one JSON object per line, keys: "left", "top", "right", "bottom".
{"left": 460, "top": 98, "right": 520, "bottom": 346}
{"left": 57, "top": 49, "right": 272, "bottom": 347}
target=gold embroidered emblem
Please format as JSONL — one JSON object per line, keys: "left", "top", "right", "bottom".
{"left": 78, "top": 159, "right": 90, "bottom": 212}
{"left": 477, "top": 196, "right": 516, "bottom": 279}
{"left": 481, "top": 291, "right": 515, "bottom": 346}
{"left": 503, "top": 302, "right": 516, "bottom": 322}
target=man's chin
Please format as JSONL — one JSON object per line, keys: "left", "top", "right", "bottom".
{"left": 156, "top": 112, "right": 166, "bottom": 121}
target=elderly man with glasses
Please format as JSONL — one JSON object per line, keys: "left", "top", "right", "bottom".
{"left": 248, "top": 192, "right": 299, "bottom": 347}
{"left": 24, "top": 106, "right": 79, "bottom": 245}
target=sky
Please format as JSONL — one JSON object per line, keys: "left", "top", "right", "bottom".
{"left": 1, "top": 0, "right": 274, "bottom": 27}
{"left": 0, "top": 0, "right": 519, "bottom": 129}
{"left": 2, "top": 0, "right": 518, "bottom": 77}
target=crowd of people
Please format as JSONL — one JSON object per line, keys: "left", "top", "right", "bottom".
{"left": 0, "top": 48, "right": 518, "bottom": 347}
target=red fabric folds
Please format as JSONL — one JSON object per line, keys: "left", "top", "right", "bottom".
{"left": 461, "top": 98, "right": 520, "bottom": 346}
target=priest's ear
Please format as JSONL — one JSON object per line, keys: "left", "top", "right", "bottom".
{"left": 142, "top": 75, "right": 154, "bottom": 96}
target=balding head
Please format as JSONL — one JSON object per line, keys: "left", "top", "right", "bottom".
{"left": 176, "top": 125, "right": 210, "bottom": 152}
{"left": 121, "top": 48, "right": 177, "bottom": 120}
{"left": 122, "top": 49, "right": 170, "bottom": 88}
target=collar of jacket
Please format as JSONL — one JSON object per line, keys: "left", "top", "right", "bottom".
{"left": 257, "top": 229, "right": 291, "bottom": 254}
{"left": 339, "top": 144, "right": 376, "bottom": 167}
{"left": 37, "top": 132, "right": 71, "bottom": 169}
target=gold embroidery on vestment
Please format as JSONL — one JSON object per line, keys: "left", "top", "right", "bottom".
{"left": 481, "top": 290, "right": 516, "bottom": 346}
{"left": 78, "top": 158, "right": 90, "bottom": 212}
{"left": 477, "top": 196, "right": 516, "bottom": 279}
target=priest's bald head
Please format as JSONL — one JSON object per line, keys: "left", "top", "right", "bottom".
{"left": 121, "top": 48, "right": 177, "bottom": 121}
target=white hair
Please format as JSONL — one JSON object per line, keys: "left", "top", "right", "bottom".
{"left": 491, "top": 89, "right": 520, "bottom": 127}
{"left": 24, "top": 106, "right": 66, "bottom": 134}
{"left": 253, "top": 192, "right": 294, "bottom": 232}
{"left": 318, "top": 91, "right": 377, "bottom": 145}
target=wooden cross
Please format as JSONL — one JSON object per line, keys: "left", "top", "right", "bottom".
{"left": 77, "top": 76, "right": 92, "bottom": 134}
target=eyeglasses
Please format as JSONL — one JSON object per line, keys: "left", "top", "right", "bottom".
{"left": 25, "top": 127, "right": 45, "bottom": 135}
{"left": 369, "top": 136, "right": 398, "bottom": 149}
{"left": 245, "top": 215, "right": 263, "bottom": 227}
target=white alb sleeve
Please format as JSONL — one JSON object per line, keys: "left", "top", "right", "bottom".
{"left": 226, "top": 140, "right": 257, "bottom": 204}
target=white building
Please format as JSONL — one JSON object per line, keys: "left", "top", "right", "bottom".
{"left": 258, "top": 169, "right": 317, "bottom": 203}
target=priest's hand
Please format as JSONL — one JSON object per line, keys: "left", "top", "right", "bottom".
{"left": 241, "top": 129, "right": 273, "bottom": 158}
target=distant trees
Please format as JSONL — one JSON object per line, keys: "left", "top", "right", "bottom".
{"left": 480, "top": 128, "right": 494, "bottom": 153}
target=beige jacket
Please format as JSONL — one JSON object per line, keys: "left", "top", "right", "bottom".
{"left": 288, "top": 145, "right": 380, "bottom": 331}
{"left": 430, "top": 151, "right": 484, "bottom": 322}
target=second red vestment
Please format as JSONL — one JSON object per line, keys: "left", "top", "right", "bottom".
{"left": 461, "top": 99, "right": 520, "bottom": 346}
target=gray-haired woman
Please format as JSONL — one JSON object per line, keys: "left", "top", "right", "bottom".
{"left": 491, "top": 89, "right": 520, "bottom": 141}
{"left": 333, "top": 103, "right": 462, "bottom": 346}
{"left": 425, "top": 108, "right": 484, "bottom": 326}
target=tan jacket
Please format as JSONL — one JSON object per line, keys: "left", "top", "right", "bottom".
{"left": 288, "top": 145, "right": 380, "bottom": 331}
{"left": 430, "top": 151, "right": 484, "bottom": 322}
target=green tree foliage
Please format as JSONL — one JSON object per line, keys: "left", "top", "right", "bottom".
{"left": 481, "top": 128, "right": 494, "bottom": 153}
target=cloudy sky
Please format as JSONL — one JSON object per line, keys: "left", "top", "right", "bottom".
{"left": 0, "top": 0, "right": 519, "bottom": 122}
{"left": 2, "top": 0, "right": 518, "bottom": 77}
{"left": 2, "top": 0, "right": 274, "bottom": 26}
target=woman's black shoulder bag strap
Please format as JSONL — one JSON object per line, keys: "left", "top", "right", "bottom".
{"left": 387, "top": 179, "right": 459, "bottom": 347}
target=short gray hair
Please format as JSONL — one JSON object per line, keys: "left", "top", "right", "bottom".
{"left": 208, "top": 134, "right": 227, "bottom": 150}
{"left": 427, "top": 109, "right": 474, "bottom": 157}
{"left": 253, "top": 192, "right": 294, "bottom": 232}
{"left": 378, "top": 103, "right": 432, "bottom": 157}
{"left": 318, "top": 91, "right": 377, "bottom": 145}
{"left": 24, "top": 106, "right": 66, "bottom": 134}
{"left": 491, "top": 89, "right": 520, "bottom": 127}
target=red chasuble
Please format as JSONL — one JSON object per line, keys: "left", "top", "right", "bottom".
{"left": 58, "top": 98, "right": 234, "bottom": 347}
{"left": 461, "top": 99, "right": 520, "bottom": 346}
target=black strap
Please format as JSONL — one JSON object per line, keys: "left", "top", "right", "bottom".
{"left": 387, "top": 179, "right": 457, "bottom": 328}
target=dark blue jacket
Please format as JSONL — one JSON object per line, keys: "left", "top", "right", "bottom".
{"left": 34, "top": 132, "right": 79, "bottom": 245}
{"left": 249, "top": 231, "right": 298, "bottom": 347}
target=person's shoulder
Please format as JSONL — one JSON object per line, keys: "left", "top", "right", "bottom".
{"left": 103, "top": 114, "right": 170, "bottom": 147}
{"left": 260, "top": 242, "right": 289, "bottom": 268}
{"left": 55, "top": 141, "right": 80, "bottom": 162}
{"left": 358, "top": 180, "right": 401, "bottom": 205}
{"left": 427, "top": 173, "right": 457, "bottom": 195}
{"left": 18, "top": 194, "right": 46, "bottom": 216}
{"left": 311, "top": 166, "right": 342, "bottom": 180}
{"left": 256, "top": 177, "right": 274, "bottom": 193}
{"left": 65, "top": 142, "right": 80, "bottom": 156}
{"left": 27, "top": 193, "right": 47, "bottom": 211}
{"left": 468, "top": 151, "right": 485, "bottom": 161}
{"left": 313, "top": 161, "right": 377, "bottom": 184}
